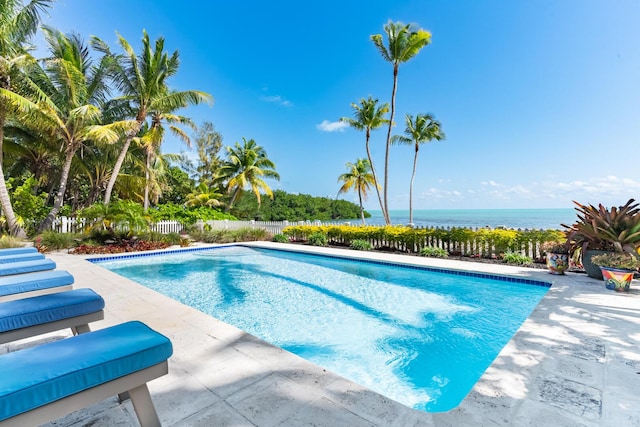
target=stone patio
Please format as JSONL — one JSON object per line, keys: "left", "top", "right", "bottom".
{"left": 2, "top": 242, "right": 639, "bottom": 426}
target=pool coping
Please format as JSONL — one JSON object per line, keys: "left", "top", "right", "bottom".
{"left": 8, "top": 242, "right": 640, "bottom": 426}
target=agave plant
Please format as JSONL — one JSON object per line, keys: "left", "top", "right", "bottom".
{"left": 562, "top": 199, "right": 640, "bottom": 255}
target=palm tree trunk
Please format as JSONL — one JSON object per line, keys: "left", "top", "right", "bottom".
{"left": 104, "top": 123, "right": 141, "bottom": 205}
{"left": 358, "top": 188, "right": 365, "bottom": 224}
{"left": 37, "top": 147, "right": 75, "bottom": 233}
{"left": 409, "top": 146, "right": 419, "bottom": 224}
{"left": 0, "top": 104, "right": 26, "bottom": 238}
{"left": 383, "top": 65, "right": 399, "bottom": 225}
{"left": 226, "top": 187, "right": 241, "bottom": 212}
{"left": 143, "top": 148, "right": 151, "bottom": 211}
{"left": 365, "top": 128, "right": 385, "bottom": 221}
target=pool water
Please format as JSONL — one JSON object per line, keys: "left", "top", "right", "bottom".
{"left": 95, "top": 246, "right": 550, "bottom": 412}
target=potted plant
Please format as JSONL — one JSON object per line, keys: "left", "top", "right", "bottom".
{"left": 590, "top": 252, "right": 640, "bottom": 292}
{"left": 540, "top": 241, "right": 569, "bottom": 275}
{"left": 563, "top": 199, "right": 640, "bottom": 279}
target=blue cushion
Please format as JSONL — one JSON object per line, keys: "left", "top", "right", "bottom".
{"left": 0, "top": 270, "right": 75, "bottom": 297}
{"left": 0, "top": 321, "right": 173, "bottom": 420}
{"left": 0, "top": 259, "right": 56, "bottom": 277}
{"left": 0, "top": 289, "right": 104, "bottom": 333}
{"left": 0, "top": 253, "right": 45, "bottom": 264}
{"left": 0, "top": 247, "right": 37, "bottom": 257}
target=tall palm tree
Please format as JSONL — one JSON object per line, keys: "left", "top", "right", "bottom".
{"left": 8, "top": 27, "right": 134, "bottom": 232}
{"left": 340, "top": 96, "right": 388, "bottom": 221}
{"left": 337, "top": 158, "right": 375, "bottom": 224}
{"left": 392, "top": 113, "right": 445, "bottom": 224}
{"left": 220, "top": 138, "right": 280, "bottom": 211}
{"left": 371, "top": 20, "right": 431, "bottom": 224}
{"left": 95, "top": 31, "right": 212, "bottom": 205}
{"left": 0, "top": 0, "right": 53, "bottom": 237}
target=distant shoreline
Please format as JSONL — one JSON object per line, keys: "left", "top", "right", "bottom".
{"left": 358, "top": 208, "right": 575, "bottom": 230}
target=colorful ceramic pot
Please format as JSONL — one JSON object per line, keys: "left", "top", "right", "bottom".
{"left": 600, "top": 266, "right": 634, "bottom": 292}
{"left": 546, "top": 253, "right": 569, "bottom": 275}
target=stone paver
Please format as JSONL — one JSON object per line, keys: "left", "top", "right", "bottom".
{"left": 2, "top": 242, "right": 639, "bottom": 426}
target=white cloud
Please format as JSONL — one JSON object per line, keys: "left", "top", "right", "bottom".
{"left": 259, "top": 95, "right": 292, "bottom": 107}
{"left": 317, "top": 120, "right": 349, "bottom": 132}
{"left": 480, "top": 180, "right": 501, "bottom": 187}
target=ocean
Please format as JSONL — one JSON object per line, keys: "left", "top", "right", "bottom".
{"left": 359, "top": 209, "right": 576, "bottom": 230}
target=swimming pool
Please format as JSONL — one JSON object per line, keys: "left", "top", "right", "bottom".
{"left": 93, "top": 246, "right": 550, "bottom": 412}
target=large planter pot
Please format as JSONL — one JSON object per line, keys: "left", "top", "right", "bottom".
{"left": 582, "top": 249, "right": 611, "bottom": 280}
{"left": 599, "top": 266, "right": 634, "bottom": 292}
{"left": 546, "top": 253, "right": 569, "bottom": 275}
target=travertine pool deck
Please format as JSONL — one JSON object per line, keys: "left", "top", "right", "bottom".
{"left": 2, "top": 242, "right": 639, "bottom": 426}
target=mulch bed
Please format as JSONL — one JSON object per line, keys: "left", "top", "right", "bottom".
{"left": 71, "top": 240, "right": 171, "bottom": 255}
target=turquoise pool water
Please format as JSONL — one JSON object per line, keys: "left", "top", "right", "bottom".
{"left": 94, "top": 246, "right": 550, "bottom": 412}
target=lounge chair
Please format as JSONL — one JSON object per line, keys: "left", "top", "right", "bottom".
{"left": 0, "top": 288, "right": 104, "bottom": 344}
{"left": 0, "top": 321, "right": 173, "bottom": 427}
{"left": 0, "top": 259, "right": 55, "bottom": 277}
{"left": 0, "top": 252, "right": 44, "bottom": 264}
{"left": 0, "top": 247, "right": 37, "bottom": 257}
{"left": 0, "top": 270, "right": 74, "bottom": 302}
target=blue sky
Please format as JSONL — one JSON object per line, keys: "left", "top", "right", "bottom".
{"left": 39, "top": 0, "right": 639, "bottom": 210}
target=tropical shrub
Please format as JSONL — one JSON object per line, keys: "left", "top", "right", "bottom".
{"left": 148, "top": 203, "right": 236, "bottom": 225}
{"left": 272, "top": 233, "right": 290, "bottom": 243}
{"left": 189, "top": 227, "right": 271, "bottom": 243}
{"left": 308, "top": 232, "right": 328, "bottom": 247}
{"left": 350, "top": 239, "right": 373, "bottom": 251}
{"left": 36, "top": 231, "right": 80, "bottom": 252}
{"left": 0, "top": 236, "right": 25, "bottom": 249}
{"left": 283, "top": 224, "right": 558, "bottom": 258}
{"left": 502, "top": 251, "right": 533, "bottom": 265}
{"left": 419, "top": 246, "right": 448, "bottom": 258}
{"left": 8, "top": 176, "right": 49, "bottom": 234}
{"left": 232, "top": 227, "right": 271, "bottom": 242}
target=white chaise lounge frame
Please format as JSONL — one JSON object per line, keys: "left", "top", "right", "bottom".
{"left": 0, "top": 310, "right": 104, "bottom": 344}
{"left": 0, "top": 361, "right": 167, "bottom": 427}
{"left": 0, "top": 283, "right": 73, "bottom": 303}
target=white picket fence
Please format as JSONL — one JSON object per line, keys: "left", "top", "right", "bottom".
{"left": 51, "top": 216, "right": 346, "bottom": 235}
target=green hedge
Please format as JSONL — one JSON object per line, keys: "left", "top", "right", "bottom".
{"left": 282, "top": 225, "right": 565, "bottom": 259}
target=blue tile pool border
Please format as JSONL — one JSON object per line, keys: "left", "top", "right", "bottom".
{"left": 89, "top": 245, "right": 551, "bottom": 289}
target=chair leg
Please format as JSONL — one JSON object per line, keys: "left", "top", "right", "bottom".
{"left": 128, "top": 384, "right": 161, "bottom": 427}
{"left": 71, "top": 324, "right": 91, "bottom": 335}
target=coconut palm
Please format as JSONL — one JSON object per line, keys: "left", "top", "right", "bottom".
{"left": 185, "top": 183, "right": 224, "bottom": 208}
{"left": 392, "top": 113, "right": 445, "bottom": 224}
{"left": 220, "top": 138, "right": 280, "bottom": 211}
{"left": 337, "top": 158, "right": 375, "bottom": 224}
{"left": 8, "top": 27, "right": 135, "bottom": 232}
{"left": 340, "top": 96, "right": 389, "bottom": 221}
{"left": 0, "top": 0, "right": 53, "bottom": 237}
{"left": 371, "top": 20, "right": 431, "bottom": 224}
{"left": 95, "top": 30, "right": 212, "bottom": 205}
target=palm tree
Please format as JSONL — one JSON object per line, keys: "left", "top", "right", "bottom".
{"left": 0, "top": 0, "right": 53, "bottom": 237}
{"left": 337, "top": 158, "right": 375, "bottom": 224}
{"left": 371, "top": 20, "right": 431, "bottom": 224}
{"left": 95, "top": 30, "right": 212, "bottom": 205}
{"left": 392, "top": 113, "right": 445, "bottom": 224}
{"left": 185, "top": 183, "right": 224, "bottom": 208}
{"left": 340, "top": 96, "right": 388, "bottom": 221}
{"left": 220, "top": 138, "right": 280, "bottom": 211}
{"left": 8, "top": 27, "right": 134, "bottom": 232}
